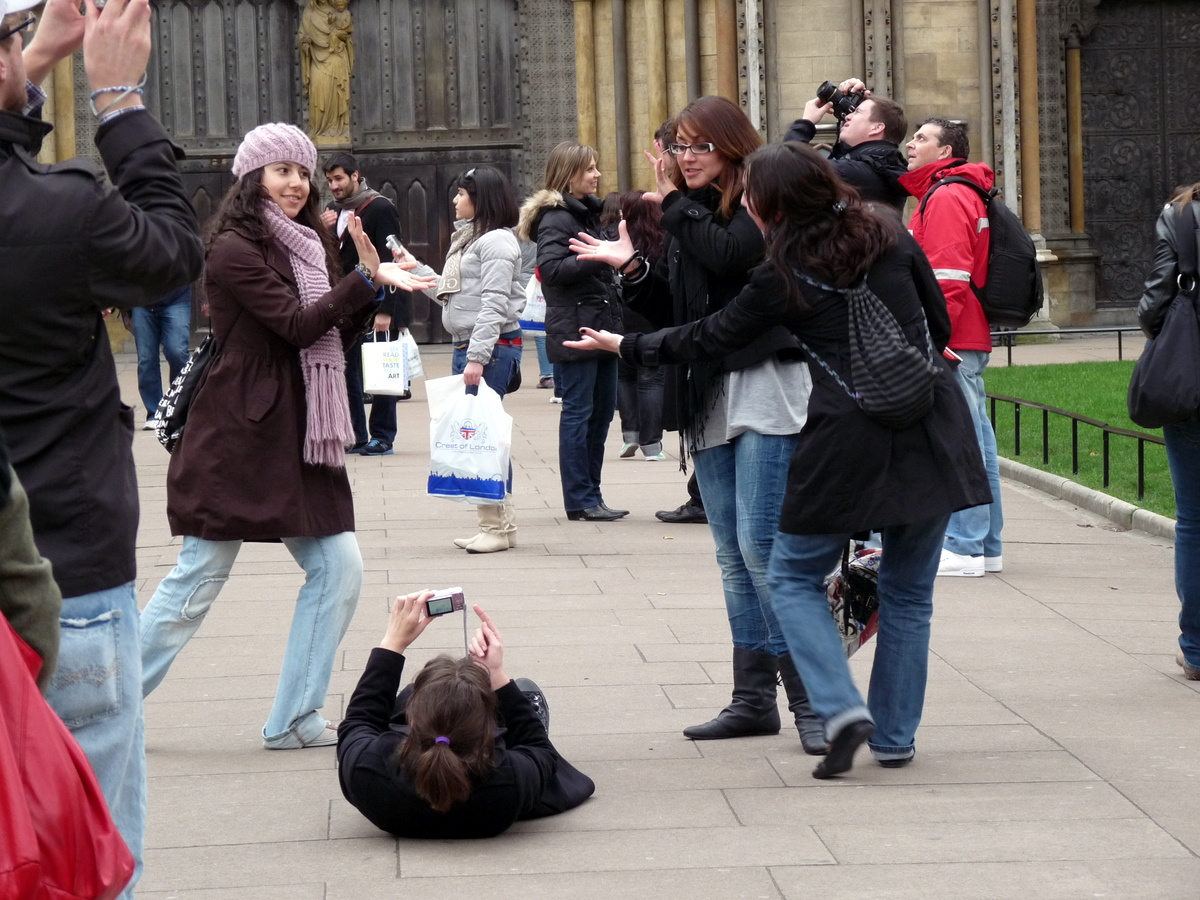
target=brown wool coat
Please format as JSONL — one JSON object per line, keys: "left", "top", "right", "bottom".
{"left": 166, "top": 229, "right": 379, "bottom": 541}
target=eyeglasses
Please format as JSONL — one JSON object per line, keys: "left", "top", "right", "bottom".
{"left": 0, "top": 12, "right": 35, "bottom": 43}
{"left": 666, "top": 142, "right": 717, "bottom": 156}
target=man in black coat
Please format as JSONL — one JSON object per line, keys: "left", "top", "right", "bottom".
{"left": 784, "top": 77, "right": 909, "bottom": 213}
{"left": 0, "top": 0, "right": 204, "bottom": 892}
{"left": 322, "top": 152, "right": 411, "bottom": 455}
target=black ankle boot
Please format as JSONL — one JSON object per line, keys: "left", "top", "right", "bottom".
{"left": 777, "top": 654, "right": 829, "bottom": 756}
{"left": 683, "top": 648, "right": 782, "bottom": 740}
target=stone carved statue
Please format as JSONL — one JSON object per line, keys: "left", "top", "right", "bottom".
{"left": 298, "top": 0, "right": 354, "bottom": 144}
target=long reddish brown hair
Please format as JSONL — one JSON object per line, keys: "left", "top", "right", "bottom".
{"left": 674, "top": 96, "right": 763, "bottom": 219}
{"left": 744, "top": 142, "right": 899, "bottom": 304}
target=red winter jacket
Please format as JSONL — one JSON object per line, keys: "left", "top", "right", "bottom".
{"left": 899, "top": 160, "right": 995, "bottom": 352}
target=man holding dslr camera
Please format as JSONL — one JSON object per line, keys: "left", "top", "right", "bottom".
{"left": 1, "top": 0, "right": 203, "bottom": 894}
{"left": 785, "top": 76, "right": 908, "bottom": 213}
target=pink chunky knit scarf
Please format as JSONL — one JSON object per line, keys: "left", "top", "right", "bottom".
{"left": 262, "top": 200, "right": 353, "bottom": 467}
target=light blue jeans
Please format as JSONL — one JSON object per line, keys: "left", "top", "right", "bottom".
{"left": 140, "top": 533, "right": 361, "bottom": 746}
{"left": 1164, "top": 416, "right": 1200, "bottom": 668}
{"left": 944, "top": 349, "right": 1003, "bottom": 558}
{"left": 767, "top": 513, "right": 949, "bottom": 761}
{"left": 46, "top": 581, "right": 145, "bottom": 899}
{"left": 692, "top": 430, "right": 798, "bottom": 656}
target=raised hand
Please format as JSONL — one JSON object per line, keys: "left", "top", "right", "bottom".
{"left": 82, "top": 0, "right": 152, "bottom": 115}
{"left": 380, "top": 591, "right": 435, "bottom": 655}
{"left": 467, "top": 605, "right": 509, "bottom": 689}
{"left": 568, "top": 220, "right": 636, "bottom": 270}
{"left": 375, "top": 262, "right": 438, "bottom": 292}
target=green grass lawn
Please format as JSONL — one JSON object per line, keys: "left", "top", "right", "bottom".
{"left": 983, "top": 361, "right": 1176, "bottom": 518}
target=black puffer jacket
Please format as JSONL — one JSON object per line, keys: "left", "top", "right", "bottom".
{"left": 784, "top": 120, "right": 908, "bottom": 213}
{"left": 1137, "top": 199, "right": 1200, "bottom": 339}
{"left": 518, "top": 190, "right": 622, "bottom": 363}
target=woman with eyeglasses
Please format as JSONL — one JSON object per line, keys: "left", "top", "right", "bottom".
{"left": 389, "top": 166, "right": 526, "bottom": 553}
{"left": 516, "top": 142, "right": 627, "bottom": 522}
{"left": 570, "top": 97, "right": 824, "bottom": 755}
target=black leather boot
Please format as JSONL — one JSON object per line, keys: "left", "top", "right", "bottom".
{"left": 777, "top": 654, "right": 829, "bottom": 756}
{"left": 683, "top": 648, "right": 782, "bottom": 740}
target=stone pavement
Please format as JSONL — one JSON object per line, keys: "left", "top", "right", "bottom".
{"left": 117, "top": 338, "right": 1199, "bottom": 900}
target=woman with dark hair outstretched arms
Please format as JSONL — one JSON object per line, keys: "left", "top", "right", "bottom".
{"left": 337, "top": 594, "right": 595, "bottom": 837}
{"left": 569, "top": 142, "right": 991, "bottom": 778}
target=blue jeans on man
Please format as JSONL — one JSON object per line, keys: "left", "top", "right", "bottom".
{"left": 692, "top": 430, "right": 798, "bottom": 656}
{"left": 944, "top": 349, "right": 1004, "bottom": 560}
{"left": 131, "top": 285, "right": 191, "bottom": 421}
{"left": 768, "top": 513, "right": 950, "bottom": 762}
{"left": 1164, "top": 416, "right": 1200, "bottom": 669}
{"left": 46, "top": 581, "right": 146, "bottom": 899}
{"left": 556, "top": 355, "right": 618, "bottom": 511}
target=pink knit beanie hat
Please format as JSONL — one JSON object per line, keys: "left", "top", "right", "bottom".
{"left": 232, "top": 123, "right": 318, "bottom": 178}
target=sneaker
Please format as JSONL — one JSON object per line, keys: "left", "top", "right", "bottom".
{"left": 620, "top": 442, "right": 638, "bottom": 458}
{"left": 142, "top": 418, "right": 159, "bottom": 431}
{"left": 985, "top": 555, "right": 1003, "bottom": 573}
{"left": 537, "top": 376, "right": 554, "bottom": 389}
{"left": 361, "top": 439, "right": 394, "bottom": 456}
{"left": 937, "top": 549, "right": 985, "bottom": 578}
{"left": 346, "top": 441, "right": 368, "bottom": 455}
{"left": 550, "top": 395, "right": 563, "bottom": 404}
{"left": 263, "top": 723, "right": 338, "bottom": 749}
{"left": 644, "top": 451, "right": 667, "bottom": 461}
{"left": 1178, "top": 650, "right": 1200, "bottom": 681}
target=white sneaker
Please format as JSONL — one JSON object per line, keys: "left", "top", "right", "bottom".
{"left": 142, "top": 418, "right": 159, "bottom": 431}
{"left": 549, "top": 395, "right": 563, "bottom": 404}
{"left": 984, "top": 555, "right": 1003, "bottom": 573}
{"left": 937, "top": 549, "right": 985, "bottom": 578}
{"left": 620, "top": 442, "right": 638, "bottom": 458}
{"left": 644, "top": 452, "right": 666, "bottom": 461}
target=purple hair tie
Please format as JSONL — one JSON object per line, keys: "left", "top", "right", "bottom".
{"left": 434, "top": 736, "right": 451, "bottom": 746}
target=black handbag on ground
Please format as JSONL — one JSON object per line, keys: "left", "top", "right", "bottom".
{"left": 794, "top": 271, "right": 941, "bottom": 430}
{"left": 1127, "top": 202, "right": 1200, "bottom": 429}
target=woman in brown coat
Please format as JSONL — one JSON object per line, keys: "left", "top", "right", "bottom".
{"left": 138, "top": 124, "right": 434, "bottom": 750}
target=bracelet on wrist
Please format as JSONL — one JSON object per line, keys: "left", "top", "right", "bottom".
{"left": 355, "top": 262, "right": 376, "bottom": 287}
{"left": 617, "top": 251, "right": 644, "bottom": 275}
{"left": 88, "top": 73, "right": 148, "bottom": 117}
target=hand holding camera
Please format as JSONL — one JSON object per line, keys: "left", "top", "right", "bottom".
{"left": 380, "top": 590, "right": 435, "bottom": 655}
{"left": 82, "top": 0, "right": 152, "bottom": 115}
{"left": 810, "top": 77, "right": 870, "bottom": 126}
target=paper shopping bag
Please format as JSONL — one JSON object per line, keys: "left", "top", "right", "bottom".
{"left": 361, "top": 332, "right": 409, "bottom": 395}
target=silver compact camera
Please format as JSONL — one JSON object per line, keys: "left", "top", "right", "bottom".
{"left": 425, "top": 587, "right": 466, "bottom": 617}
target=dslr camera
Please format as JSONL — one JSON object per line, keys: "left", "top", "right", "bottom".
{"left": 816, "top": 80, "right": 867, "bottom": 125}
{"left": 425, "top": 587, "right": 466, "bottom": 618}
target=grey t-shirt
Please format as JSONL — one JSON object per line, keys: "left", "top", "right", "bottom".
{"left": 689, "top": 357, "right": 811, "bottom": 452}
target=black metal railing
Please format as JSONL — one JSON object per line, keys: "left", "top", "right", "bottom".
{"left": 989, "top": 326, "right": 1144, "bottom": 366}
{"left": 987, "top": 392, "right": 1165, "bottom": 500}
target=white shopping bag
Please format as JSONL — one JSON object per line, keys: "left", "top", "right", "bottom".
{"left": 399, "top": 328, "right": 424, "bottom": 380}
{"left": 519, "top": 275, "right": 546, "bottom": 332}
{"left": 361, "top": 332, "right": 409, "bottom": 395}
{"left": 426, "top": 374, "right": 513, "bottom": 504}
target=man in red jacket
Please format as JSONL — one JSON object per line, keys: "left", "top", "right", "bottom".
{"left": 898, "top": 118, "right": 1003, "bottom": 578}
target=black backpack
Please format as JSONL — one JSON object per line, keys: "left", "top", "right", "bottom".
{"left": 919, "top": 176, "right": 1044, "bottom": 329}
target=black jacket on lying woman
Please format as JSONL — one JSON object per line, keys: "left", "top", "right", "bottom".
{"left": 620, "top": 230, "right": 992, "bottom": 535}
{"left": 337, "top": 648, "right": 594, "bottom": 838}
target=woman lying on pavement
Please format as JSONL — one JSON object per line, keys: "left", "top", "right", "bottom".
{"left": 566, "top": 141, "right": 990, "bottom": 778}
{"left": 336, "top": 594, "right": 595, "bottom": 837}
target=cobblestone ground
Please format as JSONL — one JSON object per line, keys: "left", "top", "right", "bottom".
{"left": 115, "top": 340, "right": 1199, "bottom": 899}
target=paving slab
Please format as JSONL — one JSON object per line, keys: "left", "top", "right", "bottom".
{"left": 114, "top": 344, "right": 1200, "bottom": 898}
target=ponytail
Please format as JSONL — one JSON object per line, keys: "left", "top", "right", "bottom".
{"left": 397, "top": 655, "right": 497, "bottom": 813}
